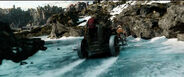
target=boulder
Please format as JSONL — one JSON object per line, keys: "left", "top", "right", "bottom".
{"left": 49, "top": 21, "right": 67, "bottom": 39}
{"left": 47, "top": 7, "right": 82, "bottom": 39}
{"left": 47, "top": 13, "right": 83, "bottom": 38}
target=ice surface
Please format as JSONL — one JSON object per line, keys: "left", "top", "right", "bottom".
{"left": 1, "top": 36, "right": 184, "bottom": 77}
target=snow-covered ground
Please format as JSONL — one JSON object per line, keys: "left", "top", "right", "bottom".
{"left": 147, "top": 1, "right": 171, "bottom": 5}
{"left": 110, "top": 1, "right": 171, "bottom": 20}
{"left": 78, "top": 16, "right": 91, "bottom": 26}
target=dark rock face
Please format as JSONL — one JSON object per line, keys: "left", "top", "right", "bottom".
{"left": 115, "top": 3, "right": 184, "bottom": 40}
{"left": 0, "top": 21, "right": 47, "bottom": 64}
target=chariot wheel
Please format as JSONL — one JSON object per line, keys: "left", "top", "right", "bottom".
{"left": 77, "top": 39, "right": 88, "bottom": 58}
{"left": 109, "top": 35, "right": 120, "bottom": 56}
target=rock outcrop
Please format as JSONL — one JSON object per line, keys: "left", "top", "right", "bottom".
{"left": 48, "top": 21, "right": 68, "bottom": 38}
{"left": 115, "top": 3, "right": 168, "bottom": 39}
{"left": 46, "top": 5, "right": 85, "bottom": 39}
{"left": 47, "top": 20, "right": 83, "bottom": 38}
{"left": 159, "top": 4, "right": 184, "bottom": 38}
{"left": 115, "top": 2, "right": 184, "bottom": 40}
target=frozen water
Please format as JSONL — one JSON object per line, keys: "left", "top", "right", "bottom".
{"left": 1, "top": 36, "right": 184, "bottom": 77}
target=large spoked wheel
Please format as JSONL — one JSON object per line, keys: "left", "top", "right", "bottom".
{"left": 109, "top": 35, "right": 120, "bottom": 56}
{"left": 77, "top": 39, "right": 88, "bottom": 58}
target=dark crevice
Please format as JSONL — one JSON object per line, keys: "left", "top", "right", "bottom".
{"left": 169, "top": 22, "right": 184, "bottom": 33}
{"left": 152, "top": 20, "right": 159, "bottom": 28}
{"left": 138, "top": 4, "right": 167, "bottom": 17}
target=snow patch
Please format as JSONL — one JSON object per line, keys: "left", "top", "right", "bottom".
{"left": 78, "top": 16, "right": 91, "bottom": 26}
{"left": 147, "top": 1, "right": 171, "bottom": 5}
{"left": 110, "top": 1, "right": 137, "bottom": 20}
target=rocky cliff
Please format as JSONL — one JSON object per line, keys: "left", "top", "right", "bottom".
{"left": 114, "top": 2, "right": 184, "bottom": 40}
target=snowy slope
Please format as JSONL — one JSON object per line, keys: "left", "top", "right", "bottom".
{"left": 110, "top": 1, "right": 171, "bottom": 20}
